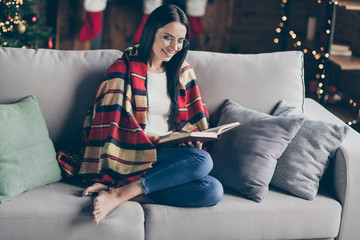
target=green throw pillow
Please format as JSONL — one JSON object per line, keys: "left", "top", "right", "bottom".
{"left": 0, "top": 96, "right": 61, "bottom": 203}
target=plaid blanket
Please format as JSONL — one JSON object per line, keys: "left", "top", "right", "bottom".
{"left": 57, "top": 45, "right": 209, "bottom": 187}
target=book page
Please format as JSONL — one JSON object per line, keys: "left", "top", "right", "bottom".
{"left": 158, "top": 122, "right": 240, "bottom": 145}
{"left": 202, "top": 122, "right": 240, "bottom": 135}
{"left": 158, "top": 131, "right": 217, "bottom": 144}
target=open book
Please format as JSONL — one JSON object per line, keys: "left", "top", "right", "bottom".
{"left": 158, "top": 122, "right": 240, "bottom": 145}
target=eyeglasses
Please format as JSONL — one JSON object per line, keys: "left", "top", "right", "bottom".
{"left": 157, "top": 32, "right": 189, "bottom": 49}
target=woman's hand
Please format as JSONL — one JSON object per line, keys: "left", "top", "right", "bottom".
{"left": 147, "top": 135, "right": 160, "bottom": 144}
{"left": 179, "top": 140, "right": 203, "bottom": 149}
{"left": 147, "top": 132, "right": 178, "bottom": 145}
{"left": 150, "top": 132, "right": 203, "bottom": 149}
{"left": 172, "top": 132, "right": 202, "bottom": 149}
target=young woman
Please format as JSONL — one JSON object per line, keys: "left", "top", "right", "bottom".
{"left": 60, "top": 4, "right": 223, "bottom": 225}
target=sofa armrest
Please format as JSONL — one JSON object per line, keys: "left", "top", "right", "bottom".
{"left": 304, "top": 98, "right": 360, "bottom": 240}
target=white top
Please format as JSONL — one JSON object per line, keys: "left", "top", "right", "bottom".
{"left": 145, "top": 71, "right": 172, "bottom": 136}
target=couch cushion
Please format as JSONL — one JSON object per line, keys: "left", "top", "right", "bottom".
{"left": 0, "top": 96, "right": 62, "bottom": 203}
{"left": 142, "top": 190, "right": 341, "bottom": 240}
{"left": 0, "top": 47, "right": 123, "bottom": 149}
{"left": 0, "top": 182, "right": 144, "bottom": 240}
{"left": 186, "top": 50, "right": 304, "bottom": 120}
{"left": 209, "top": 99, "right": 304, "bottom": 202}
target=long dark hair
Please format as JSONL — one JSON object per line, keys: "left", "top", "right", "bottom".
{"left": 139, "top": 4, "right": 190, "bottom": 131}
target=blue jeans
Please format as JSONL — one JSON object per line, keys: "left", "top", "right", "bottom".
{"left": 139, "top": 146, "right": 224, "bottom": 207}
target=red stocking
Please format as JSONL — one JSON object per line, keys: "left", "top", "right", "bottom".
{"left": 79, "top": 11, "right": 103, "bottom": 42}
{"left": 133, "top": 14, "right": 149, "bottom": 43}
{"left": 186, "top": 0, "right": 207, "bottom": 39}
{"left": 78, "top": 0, "right": 107, "bottom": 42}
{"left": 188, "top": 16, "right": 203, "bottom": 39}
{"left": 133, "top": 0, "right": 163, "bottom": 42}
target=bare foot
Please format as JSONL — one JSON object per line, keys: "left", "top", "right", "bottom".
{"left": 91, "top": 180, "right": 145, "bottom": 224}
{"left": 93, "top": 190, "right": 125, "bottom": 225}
{"left": 82, "top": 183, "right": 108, "bottom": 197}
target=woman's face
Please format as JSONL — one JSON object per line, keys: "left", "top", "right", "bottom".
{"left": 150, "top": 21, "right": 187, "bottom": 64}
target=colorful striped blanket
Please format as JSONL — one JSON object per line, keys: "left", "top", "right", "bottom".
{"left": 57, "top": 45, "right": 209, "bottom": 187}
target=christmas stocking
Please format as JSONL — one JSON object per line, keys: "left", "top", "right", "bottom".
{"left": 187, "top": 0, "right": 207, "bottom": 39}
{"left": 133, "top": 0, "right": 163, "bottom": 43}
{"left": 79, "top": 0, "right": 108, "bottom": 42}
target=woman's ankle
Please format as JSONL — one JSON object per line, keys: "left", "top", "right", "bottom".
{"left": 110, "top": 180, "right": 145, "bottom": 202}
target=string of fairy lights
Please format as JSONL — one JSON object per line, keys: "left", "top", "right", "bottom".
{"left": 274, "top": 0, "right": 360, "bottom": 126}
{"left": 274, "top": 0, "right": 337, "bottom": 99}
{"left": 0, "top": 0, "right": 26, "bottom": 36}
{"left": 0, "top": 0, "right": 43, "bottom": 48}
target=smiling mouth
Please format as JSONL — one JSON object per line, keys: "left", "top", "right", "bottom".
{"left": 162, "top": 49, "right": 175, "bottom": 57}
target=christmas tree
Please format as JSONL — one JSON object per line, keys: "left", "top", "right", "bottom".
{"left": 0, "top": 0, "right": 53, "bottom": 48}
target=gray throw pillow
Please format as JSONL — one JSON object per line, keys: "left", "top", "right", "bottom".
{"left": 270, "top": 100, "right": 349, "bottom": 200}
{"left": 210, "top": 99, "right": 304, "bottom": 202}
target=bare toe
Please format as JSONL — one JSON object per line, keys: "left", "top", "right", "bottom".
{"left": 83, "top": 183, "right": 108, "bottom": 196}
{"left": 92, "top": 191, "right": 124, "bottom": 225}
{"left": 93, "top": 214, "right": 99, "bottom": 225}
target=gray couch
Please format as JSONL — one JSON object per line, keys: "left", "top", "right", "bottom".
{"left": 0, "top": 47, "right": 359, "bottom": 240}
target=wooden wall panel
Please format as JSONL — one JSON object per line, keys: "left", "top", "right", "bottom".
{"left": 52, "top": 0, "right": 238, "bottom": 52}
{"left": 49, "top": 0, "right": 318, "bottom": 53}
{"left": 196, "top": 0, "right": 234, "bottom": 53}
{"left": 52, "top": 0, "right": 276, "bottom": 53}
{"left": 102, "top": 1, "right": 143, "bottom": 50}
{"left": 56, "top": 0, "right": 90, "bottom": 50}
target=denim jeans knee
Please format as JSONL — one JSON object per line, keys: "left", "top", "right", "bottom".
{"left": 203, "top": 175, "right": 224, "bottom": 206}
{"left": 147, "top": 175, "right": 224, "bottom": 207}
{"left": 188, "top": 148, "right": 214, "bottom": 180}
